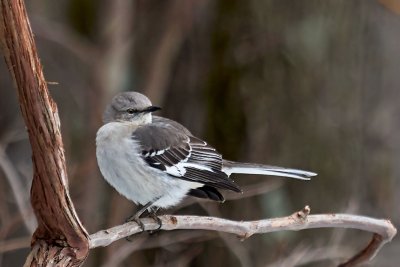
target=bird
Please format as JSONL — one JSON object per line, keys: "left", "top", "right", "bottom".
{"left": 96, "top": 91, "right": 316, "bottom": 228}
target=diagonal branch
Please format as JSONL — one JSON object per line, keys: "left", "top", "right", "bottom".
{"left": 0, "top": 0, "right": 89, "bottom": 266}
{"left": 89, "top": 206, "right": 397, "bottom": 267}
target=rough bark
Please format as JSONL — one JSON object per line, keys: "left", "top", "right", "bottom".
{"left": 0, "top": 0, "right": 89, "bottom": 266}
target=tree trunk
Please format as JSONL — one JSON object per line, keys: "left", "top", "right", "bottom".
{"left": 0, "top": 0, "right": 89, "bottom": 266}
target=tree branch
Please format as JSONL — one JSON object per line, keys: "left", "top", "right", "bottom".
{"left": 0, "top": 0, "right": 89, "bottom": 266}
{"left": 89, "top": 206, "right": 397, "bottom": 267}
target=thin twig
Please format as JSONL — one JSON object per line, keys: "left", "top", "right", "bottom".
{"left": 89, "top": 207, "right": 396, "bottom": 267}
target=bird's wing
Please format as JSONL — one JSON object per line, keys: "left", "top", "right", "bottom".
{"left": 152, "top": 115, "right": 192, "bottom": 135}
{"left": 132, "top": 122, "right": 241, "bottom": 192}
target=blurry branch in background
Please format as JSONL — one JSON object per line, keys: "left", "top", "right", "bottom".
{"left": 100, "top": 231, "right": 213, "bottom": 267}
{"left": 97, "top": 0, "right": 134, "bottom": 102}
{"left": 154, "top": 246, "right": 203, "bottom": 267}
{"left": 0, "top": 0, "right": 89, "bottom": 266}
{"left": 0, "top": 138, "right": 36, "bottom": 234}
{"left": 329, "top": 199, "right": 360, "bottom": 251}
{"left": 224, "top": 180, "right": 283, "bottom": 200}
{"left": 90, "top": 206, "right": 397, "bottom": 267}
{"left": 199, "top": 202, "right": 252, "bottom": 267}
{"left": 0, "top": 237, "right": 31, "bottom": 254}
{"left": 266, "top": 244, "right": 350, "bottom": 267}
{"left": 32, "top": 16, "right": 98, "bottom": 65}
{"left": 143, "top": 0, "right": 210, "bottom": 104}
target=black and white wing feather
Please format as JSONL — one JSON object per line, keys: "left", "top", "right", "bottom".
{"left": 132, "top": 123, "right": 242, "bottom": 193}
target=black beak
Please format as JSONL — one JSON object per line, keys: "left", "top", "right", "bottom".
{"left": 144, "top": 106, "right": 161, "bottom": 113}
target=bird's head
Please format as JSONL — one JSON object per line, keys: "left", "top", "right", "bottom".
{"left": 103, "top": 92, "right": 161, "bottom": 124}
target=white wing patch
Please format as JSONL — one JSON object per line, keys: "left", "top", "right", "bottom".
{"left": 138, "top": 134, "right": 241, "bottom": 192}
{"left": 181, "top": 162, "right": 213, "bottom": 172}
{"left": 165, "top": 162, "right": 214, "bottom": 177}
{"left": 142, "top": 138, "right": 216, "bottom": 177}
{"left": 156, "top": 149, "right": 166, "bottom": 155}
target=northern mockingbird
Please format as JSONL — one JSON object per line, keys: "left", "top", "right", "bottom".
{"left": 96, "top": 92, "right": 316, "bottom": 227}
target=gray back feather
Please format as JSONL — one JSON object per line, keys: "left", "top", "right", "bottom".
{"left": 133, "top": 117, "right": 190, "bottom": 151}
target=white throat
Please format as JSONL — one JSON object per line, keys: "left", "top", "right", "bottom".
{"left": 132, "top": 113, "right": 152, "bottom": 125}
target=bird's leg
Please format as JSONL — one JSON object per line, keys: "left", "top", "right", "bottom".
{"left": 125, "top": 196, "right": 162, "bottom": 234}
{"left": 125, "top": 201, "right": 153, "bottom": 232}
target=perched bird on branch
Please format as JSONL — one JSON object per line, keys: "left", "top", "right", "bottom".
{"left": 96, "top": 92, "right": 316, "bottom": 228}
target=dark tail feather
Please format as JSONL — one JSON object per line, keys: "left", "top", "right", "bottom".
{"left": 188, "top": 186, "right": 225, "bottom": 202}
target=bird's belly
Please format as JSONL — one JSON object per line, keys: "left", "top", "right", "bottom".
{"left": 96, "top": 134, "right": 199, "bottom": 208}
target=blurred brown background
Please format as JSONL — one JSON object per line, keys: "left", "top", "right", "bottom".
{"left": 1, "top": 0, "right": 399, "bottom": 266}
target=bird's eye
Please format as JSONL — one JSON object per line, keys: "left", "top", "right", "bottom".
{"left": 126, "top": 108, "right": 137, "bottom": 114}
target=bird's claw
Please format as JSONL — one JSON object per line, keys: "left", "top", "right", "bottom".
{"left": 125, "top": 214, "right": 146, "bottom": 239}
{"left": 146, "top": 213, "right": 162, "bottom": 235}
{"left": 150, "top": 213, "right": 162, "bottom": 230}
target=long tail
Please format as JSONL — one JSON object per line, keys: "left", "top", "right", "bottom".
{"left": 222, "top": 160, "right": 317, "bottom": 180}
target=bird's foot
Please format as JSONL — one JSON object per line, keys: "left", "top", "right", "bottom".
{"left": 150, "top": 213, "right": 162, "bottom": 230}
{"left": 125, "top": 214, "right": 146, "bottom": 241}
{"left": 124, "top": 201, "right": 160, "bottom": 239}
{"left": 147, "top": 212, "right": 162, "bottom": 235}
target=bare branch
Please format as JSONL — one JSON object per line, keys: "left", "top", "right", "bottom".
{"left": 0, "top": 0, "right": 89, "bottom": 265}
{"left": 89, "top": 207, "right": 396, "bottom": 267}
